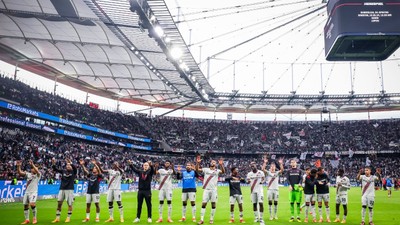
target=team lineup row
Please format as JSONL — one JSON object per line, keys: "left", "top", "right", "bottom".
{"left": 16, "top": 156, "right": 382, "bottom": 225}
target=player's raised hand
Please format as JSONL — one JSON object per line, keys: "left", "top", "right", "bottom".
{"left": 91, "top": 159, "right": 97, "bottom": 165}
{"left": 177, "top": 165, "right": 181, "bottom": 172}
{"left": 66, "top": 158, "right": 72, "bottom": 164}
{"left": 218, "top": 158, "right": 224, "bottom": 165}
{"left": 51, "top": 158, "right": 56, "bottom": 165}
{"left": 79, "top": 159, "right": 85, "bottom": 165}
{"left": 196, "top": 155, "right": 202, "bottom": 163}
{"left": 263, "top": 155, "right": 268, "bottom": 164}
{"left": 278, "top": 157, "right": 284, "bottom": 165}
{"left": 29, "top": 160, "right": 34, "bottom": 166}
{"left": 16, "top": 160, "right": 22, "bottom": 166}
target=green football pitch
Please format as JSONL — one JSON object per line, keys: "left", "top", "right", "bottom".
{"left": 0, "top": 187, "right": 398, "bottom": 225}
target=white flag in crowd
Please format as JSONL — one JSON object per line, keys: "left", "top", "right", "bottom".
{"left": 330, "top": 159, "right": 340, "bottom": 168}
{"left": 348, "top": 148, "right": 354, "bottom": 158}
{"left": 314, "top": 152, "right": 324, "bottom": 158}
{"left": 283, "top": 132, "right": 292, "bottom": 139}
{"left": 366, "top": 157, "right": 371, "bottom": 166}
{"left": 300, "top": 151, "right": 308, "bottom": 160}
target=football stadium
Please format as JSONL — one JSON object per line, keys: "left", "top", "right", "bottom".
{"left": 0, "top": 1, "right": 399, "bottom": 225}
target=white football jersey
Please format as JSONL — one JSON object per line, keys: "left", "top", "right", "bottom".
{"left": 107, "top": 169, "right": 122, "bottom": 190}
{"left": 158, "top": 168, "right": 173, "bottom": 190}
{"left": 247, "top": 170, "right": 265, "bottom": 193}
{"left": 266, "top": 171, "right": 281, "bottom": 190}
{"left": 360, "top": 175, "right": 378, "bottom": 197}
{"left": 25, "top": 172, "right": 41, "bottom": 193}
{"left": 336, "top": 176, "right": 350, "bottom": 195}
{"left": 202, "top": 168, "right": 221, "bottom": 191}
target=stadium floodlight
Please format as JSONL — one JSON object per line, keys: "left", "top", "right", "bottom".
{"left": 164, "top": 37, "right": 171, "bottom": 43}
{"left": 170, "top": 47, "right": 183, "bottom": 59}
{"left": 154, "top": 25, "right": 164, "bottom": 37}
{"left": 130, "top": 46, "right": 135, "bottom": 51}
{"left": 191, "top": 75, "right": 196, "bottom": 82}
{"left": 135, "top": 51, "right": 139, "bottom": 55}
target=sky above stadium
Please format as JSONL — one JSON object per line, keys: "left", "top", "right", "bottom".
{"left": 0, "top": 0, "right": 399, "bottom": 121}
{"left": 164, "top": 0, "right": 400, "bottom": 95}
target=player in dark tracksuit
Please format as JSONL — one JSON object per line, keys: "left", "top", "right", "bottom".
{"left": 51, "top": 158, "right": 77, "bottom": 223}
{"left": 303, "top": 169, "right": 317, "bottom": 222}
{"left": 286, "top": 159, "right": 303, "bottom": 222}
{"left": 316, "top": 167, "right": 330, "bottom": 222}
{"left": 128, "top": 160, "right": 156, "bottom": 223}
{"left": 225, "top": 167, "right": 246, "bottom": 223}
{"left": 80, "top": 159, "right": 103, "bottom": 222}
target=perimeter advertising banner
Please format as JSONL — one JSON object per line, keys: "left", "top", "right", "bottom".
{"left": 0, "top": 180, "right": 131, "bottom": 203}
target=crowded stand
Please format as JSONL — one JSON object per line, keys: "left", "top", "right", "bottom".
{"left": 0, "top": 74, "right": 400, "bottom": 186}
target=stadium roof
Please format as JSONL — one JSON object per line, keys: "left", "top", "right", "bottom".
{"left": 0, "top": 0, "right": 399, "bottom": 115}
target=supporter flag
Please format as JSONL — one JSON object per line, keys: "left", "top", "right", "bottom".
{"left": 253, "top": 126, "right": 259, "bottom": 130}
{"left": 277, "top": 138, "right": 282, "bottom": 146}
{"left": 389, "top": 141, "right": 399, "bottom": 147}
{"left": 348, "top": 148, "right": 354, "bottom": 158}
{"left": 42, "top": 126, "right": 55, "bottom": 133}
{"left": 366, "top": 157, "right": 371, "bottom": 166}
{"left": 261, "top": 134, "right": 267, "bottom": 141}
{"left": 227, "top": 135, "right": 239, "bottom": 141}
{"left": 308, "top": 124, "right": 314, "bottom": 129}
{"left": 283, "top": 132, "right": 292, "bottom": 139}
{"left": 373, "top": 123, "right": 379, "bottom": 128}
{"left": 271, "top": 155, "right": 276, "bottom": 160}
{"left": 314, "top": 152, "right": 324, "bottom": 158}
{"left": 334, "top": 151, "right": 340, "bottom": 159}
{"left": 330, "top": 159, "right": 339, "bottom": 168}
{"left": 315, "top": 159, "right": 321, "bottom": 167}
{"left": 298, "top": 129, "right": 305, "bottom": 137}
{"left": 240, "top": 140, "right": 244, "bottom": 147}
{"left": 300, "top": 151, "right": 308, "bottom": 160}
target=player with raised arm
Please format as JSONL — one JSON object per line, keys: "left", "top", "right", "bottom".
{"left": 17, "top": 160, "right": 41, "bottom": 225}
{"left": 334, "top": 168, "right": 350, "bottom": 223}
{"left": 80, "top": 159, "right": 103, "bottom": 223}
{"left": 357, "top": 167, "right": 381, "bottom": 225}
{"left": 386, "top": 176, "right": 393, "bottom": 198}
{"left": 316, "top": 167, "right": 331, "bottom": 222}
{"left": 226, "top": 166, "right": 246, "bottom": 223}
{"left": 195, "top": 156, "right": 225, "bottom": 225}
{"left": 287, "top": 159, "right": 303, "bottom": 222}
{"left": 262, "top": 156, "right": 284, "bottom": 221}
{"left": 128, "top": 160, "right": 156, "bottom": 223}
{"left": 155, "top": 160, "right": 176, "bottom": 223}
{"left": 100, "top": 162, "right": 124, "bottom": 223}
{"left": 300, "top": 167, "right": 311, "bottom": 212}
{"left": 247, "top": 161, "right": 266, "bottom": 225}
{"left": 176, "top": 162, "right": 198, "bottom": 222}
{"left": 51, "top": 158, "right": 77, "bottom": 223}
{"left": 303, "top": 168, "right": 317, "bottom": 223}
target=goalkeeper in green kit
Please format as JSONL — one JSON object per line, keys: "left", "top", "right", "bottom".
{"left": 286, "top": 159, "right": 303, "bottom": 222}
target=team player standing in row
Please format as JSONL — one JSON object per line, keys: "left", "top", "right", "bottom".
{"left": 195, "top": 157, "right": 225, "bottom": 225}
{"left": 15, "top": 156, "right": 385, "bottom": 224}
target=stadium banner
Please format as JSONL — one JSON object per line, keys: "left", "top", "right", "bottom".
{"left": 0, "top": 180, "right": 130, "bottom": 203}
{"left": 0, "top": 115, "right": 151, "bottom": 150}
{"left": 0, "top": 100, "right": 151, "bottom": 143}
